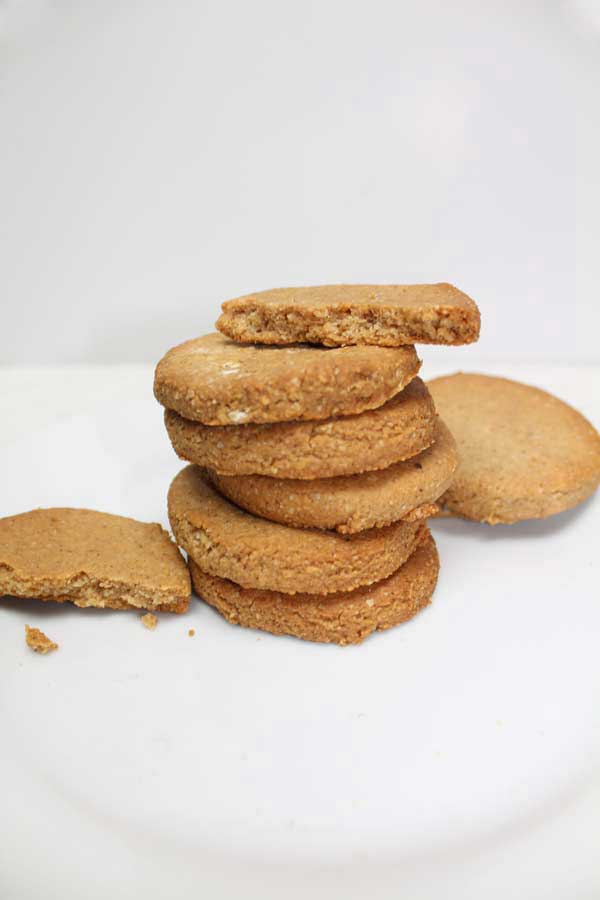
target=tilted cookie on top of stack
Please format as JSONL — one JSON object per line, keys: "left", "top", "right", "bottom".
{"left": 154, "top": 283, "right": 481, "bottom": 645}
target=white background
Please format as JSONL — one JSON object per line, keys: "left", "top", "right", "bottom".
{"left": 1, "top": 0, "right": 599, "bottom": 364}
{"left": 2, "top": 6, "right": 600, "bottom": 898}
{"left": 1, "top": 361, "right": 599, "bottom": 900}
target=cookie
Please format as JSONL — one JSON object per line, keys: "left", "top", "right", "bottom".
{"left": 164, "top": 377, "right": 437, "bottom": 479}
{"left": 168, "top": 465, "right": 424, "bottom": 594}
{"left": 428, "top": 373, "right": 600, "bottom": 523}
{"left": 208, "top": 418, "right": 458, "bottom": 533}
{"left": 154, "top": 332, "right": 421, "bottom": 425}
{"left": 189, "top": 527, "right": 439, "bottom": 645}
{"left": 216, "top": 283, "right": 480, "bottom": 347}
{"left": 0, "top": 508, "right": 191, "bottom": 612}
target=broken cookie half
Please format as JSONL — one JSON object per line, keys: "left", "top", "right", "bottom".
{"left": 0, "top": 508, "right": 190, "bottom": 613}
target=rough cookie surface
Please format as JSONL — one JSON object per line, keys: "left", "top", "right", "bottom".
{"left": 189, "top": 528, "right": 439, "bottom": 645}
{"left": 164, "top": 377, "right": 437, "bottom": 479}
{"left": 0, "top": 508, "right": 191, "bottom": 613}
{"left": 154, "top": 332, "right": 421, "bottom": 425}
{"left": 168, "top": 465, "right": 424, "bottom": 595}
{"left": 209, "top": 418, "right": 458, "bottom": 533}
{"left": 217, "top": 283, "right": 480, "bottom": 347}
{"left": 428, "top": 373, "right": 600, "bottom": 523}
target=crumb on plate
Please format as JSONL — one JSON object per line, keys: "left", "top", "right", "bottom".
{"left": 141, "top": 613, "right": 158, "bottom": 630}
{"left": 188, "top": 628, "right": 195, "bottom": 637}
{"left": 25, "top": 624, "right": 58, "bottom": 654}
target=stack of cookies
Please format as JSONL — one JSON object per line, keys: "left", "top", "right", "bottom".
{"left": 154, "top": 283, "right": 481, "bottom": 645}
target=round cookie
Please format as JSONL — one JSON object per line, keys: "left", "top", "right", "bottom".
{"left": 168, "top": 465, "right": 424, "bottom": 594}
{"left": 164, "top": 377, "right": 437, "bottom": 479}
{"left": 208, "top": 418, "right": 458, "bottom": 533}
{"left": 428, "top": 373, "right": 600, "bottom": 524}
{"left": 154, "top": 332, "right": 421, "bottom": 426}
{"left": 189, "top": 528, "right": 439, "bottom": 645}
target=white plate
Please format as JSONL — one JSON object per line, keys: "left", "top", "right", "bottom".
{"left": 1, "top": 360, "right": 599, "bottom": 900}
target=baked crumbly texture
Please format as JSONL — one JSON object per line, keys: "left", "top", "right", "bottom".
{"left": 164, "top": 377, "right": 437, "bottom": 479}
{"left": 208, "top": 418, "right": 458, "bottom": 533}
{"left": 25, "top": 624, "right": 58, "bottom": 654}
{"left": 0, "top": 508, "right": 191, "bottom": 613}
{"left": 428, "top": 373, "right": 600, "bottom": 523}
{"left": 141, "top": 613, "right": 158, "bottom": 629}
{"left": 168, "top": 465, "right": 424, "bottom": 595}
{"left": 401, "top": 503, "right": 440, "bottom": 522}
{"left": 216, "top": 283, "right": 480, "bottom": 347}
{"left": 189, "top": 528, "right": 439, "bottom": 645}
{"left": 154, "top": 332, "right": 421, "bottom": 425}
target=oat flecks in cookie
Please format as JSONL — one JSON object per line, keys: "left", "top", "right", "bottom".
{"left": 209, "top": 418, "right": 458, "bottom": 533}
{"left": 168, "top": 465, "right": 424, "bottom": 595}
{"left": 0, "top": 508, "right": 191, "bottom": 613}
{"left": 216, "top": 283, "right": 480, "bottom": 347}
{"left": 189, "top": 528, "right": 439, "bottom": 645}
{"left": 154, "top": 331, "right": 421, "bottom": 425}
{"left": 141, "top": 613, "right": 158, "bottom": 630}
{"left": 25, "top": 624, "right": 58, "bottom": 654}
{"left": 164, "top": 377, "right": 437, "bottom": 480}
{"left": 428, "top": 373, "right": 600, "bottom": 524}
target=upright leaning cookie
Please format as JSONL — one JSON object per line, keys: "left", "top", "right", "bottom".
{"left": 154, "top": 332, "right": 420, "bottom": 425}
{"left": 428, "top": 373, "right": 600, "bottom": 524}
{"left": 216, "top": 283, "right": 480, "bottom": 347}
{"left": 164, "top": 377, "right": 437, "bottom": 479}
{"left": 168, "top": 466, "right": 424, "bottom": 594}
{"left": 208, "top": 418, "right": 458, "bottom": 533}
{"left": 0, "top": 508, "right": 191, "bottom": 612}
{"left": 189, "top": 528, "right": 439, "bottom": 645}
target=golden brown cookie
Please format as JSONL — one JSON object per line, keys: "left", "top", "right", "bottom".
{"left": 0, "top": 508, "right": 191, "bottom": 612}
{"left": 168, "top": 465, "right": 424, "bottom": 594}
{"left": 208, "top": 418, "right": 458, "bottom": 533}
{"left": 428, "top": 373, "right": 600, "bottom": 523}
{"left": 164, "top": 377, "right": 437, "bottom": 479}
{"left": 216, "top": 283, "right": 480, "bottom": 347}
{"left": 154, "top": 332, "right": 421, "bottom": 425}
{"left": 189, "top": 528, "right": 439, "bottom": 645}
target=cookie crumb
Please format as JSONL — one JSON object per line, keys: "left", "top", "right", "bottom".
{"left": 25, "top": 624, "right": 58, "bottom": 654}
{"left": 188, "top": 628, "right": 195, "bottom": 637}
{"left": 141, "top": 613, "right": 158, "bottom": 630}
